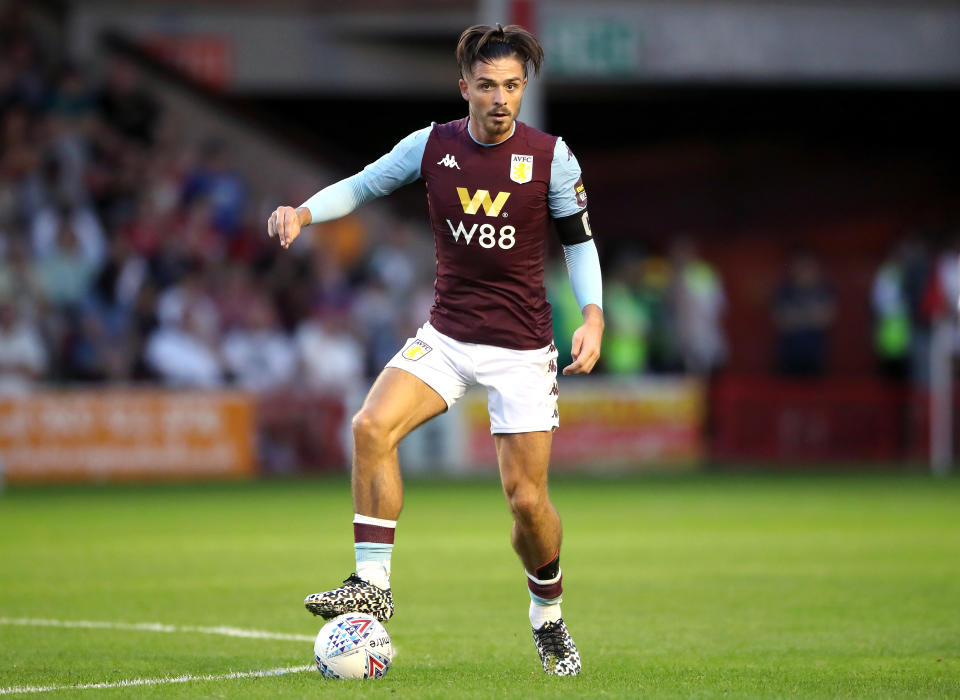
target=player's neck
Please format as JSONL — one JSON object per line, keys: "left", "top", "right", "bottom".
{"left": 467, "top": 118, "right": 516, "bottom": 146}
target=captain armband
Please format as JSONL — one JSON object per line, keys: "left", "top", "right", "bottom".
{"left": 554, "top": 209, "right": 593, "bottom": 246}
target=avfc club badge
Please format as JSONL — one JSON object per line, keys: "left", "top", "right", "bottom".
{"left": 401, "top": 339, "right": 432, "bottom": 361}
{"left": 510, "top": 154, "right": 533, "bottom": 184}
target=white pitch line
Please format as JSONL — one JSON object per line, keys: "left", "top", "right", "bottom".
{"left": 0, "top": 665, "right": 314, "bottom": 696}
{"left": 0, "top": 617, "right": 314, "bottom": 642}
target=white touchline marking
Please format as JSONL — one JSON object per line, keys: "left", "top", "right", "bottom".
{"left": 0, "top": 665, "right": 314, "bottom": 695}
{"left": 0, "top": 617, "right": 314, "bottom": 642}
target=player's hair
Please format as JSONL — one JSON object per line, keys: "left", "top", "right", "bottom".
{"left": 456, "top": 24, "right": 544, "bottom": 79}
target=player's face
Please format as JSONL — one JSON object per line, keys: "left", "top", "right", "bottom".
{"left": 459, "top": 56, "right": 526, "bottom": 145}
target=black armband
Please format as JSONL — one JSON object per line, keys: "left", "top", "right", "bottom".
{"left": 554, "top": 209, "right": 593, "bottom": 246}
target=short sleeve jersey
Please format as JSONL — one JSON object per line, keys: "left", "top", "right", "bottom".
{"left": 349, "top": 117, "right": 587, "bottom": 350}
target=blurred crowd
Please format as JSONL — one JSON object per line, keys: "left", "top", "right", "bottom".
{"left": 0, "top": 4, "right": 731, "bottom": 397}
{"left": 0, "top": 5, "right": 438, "bottom": 396}
{"left": 1, "top": 4, "right": 957, "bottom": 397}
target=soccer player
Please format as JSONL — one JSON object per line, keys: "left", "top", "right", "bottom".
{"left": 268, "top": 24, "right": 603, "bottom": 676}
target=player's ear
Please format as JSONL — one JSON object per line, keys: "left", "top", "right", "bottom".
{"left": 459, "top": 77, "right": 469, "bottom": 101}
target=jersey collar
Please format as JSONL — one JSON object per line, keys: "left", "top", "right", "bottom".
{"left": 466, "top": 118, "right": 516, "bottom": 147}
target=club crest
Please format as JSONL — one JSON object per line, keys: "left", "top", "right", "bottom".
{"left": 401, "top": 339, "right": 432, "bottom": 361}
{"left": 510, "top": 154, "right": 533, "bottom": 184}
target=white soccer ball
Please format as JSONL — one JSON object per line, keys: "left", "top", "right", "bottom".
{"left": 313, "top": 613, "right": 392, "bottom": 680}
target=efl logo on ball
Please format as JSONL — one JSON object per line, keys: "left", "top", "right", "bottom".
{"left": 314, "top": 613, "right": 392, "bottom": 680}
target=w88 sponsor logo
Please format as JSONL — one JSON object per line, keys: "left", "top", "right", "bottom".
{"left": 445, "top": 219, "right": 516, "bottom": 249}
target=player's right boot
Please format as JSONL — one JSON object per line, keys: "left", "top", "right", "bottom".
{"left": 304, "top": 573, "right": 395, "bottom": 623}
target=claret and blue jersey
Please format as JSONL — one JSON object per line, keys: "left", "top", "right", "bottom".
{"left": 301, "top": 117, "right": 602, "bottom": 350}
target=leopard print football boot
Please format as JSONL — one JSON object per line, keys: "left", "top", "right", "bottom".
{"left": 532, "top": 618, "right": 581, "bottom": 676}
{"left": 304, "top": 573, "right": 394, "bottom": 623}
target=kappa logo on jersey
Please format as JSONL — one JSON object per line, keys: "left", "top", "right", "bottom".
{"left": 457, "top": 188, "right": 511, "bottom": 217}
{"left": 437, "top": 153, "right": 461, "bottom": 169}
{"left": 402, "top": 339, "right": 432, "bottom": 361}
{"left": 510, "top": 154, "right": 533, "bottom": 184}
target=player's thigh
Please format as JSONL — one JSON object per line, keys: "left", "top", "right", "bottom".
{"left": 495, "top": 431, "right": 553, "bottom": 493}
{"left": 356, "top": 367, "right": 448, "bottom": 444}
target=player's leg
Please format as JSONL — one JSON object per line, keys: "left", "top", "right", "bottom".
{"left": 305, "top": 367, "right": 447, "bottom": 622}
{"left": 496, "top": 431, "right": 580, "bottom": 676}
{"left": 495, "top": 431, "right": 561, "bottom": 573}
{"left": 351, "top": 367, "right": 448, "bottom": 519}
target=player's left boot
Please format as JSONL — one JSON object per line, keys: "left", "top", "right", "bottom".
{"left": 532, "top": 618, "right": 581, "bottom": 676}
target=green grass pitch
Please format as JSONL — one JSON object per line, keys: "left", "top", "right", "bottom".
{"left": 1, "top": 473, "right": 958, "bottom": 698}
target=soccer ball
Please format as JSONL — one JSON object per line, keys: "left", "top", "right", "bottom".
{"left": 313, "top": 613, "right": 392, "bottom": 679}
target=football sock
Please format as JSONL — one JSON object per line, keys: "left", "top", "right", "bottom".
{"left": 535, "top": 550, "right": 560, "bottom": 580}
{"left": 529, "top": 599, "right": 562, "bottom": 629}
{"left": 353, "top": 514, "right": 395, "bottom": 590}
{"left": 527, "top": 550, "right": 562, "bottom": 627}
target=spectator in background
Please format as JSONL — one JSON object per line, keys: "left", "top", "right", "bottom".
{"left": 772, "top": 251, "right": 836, "bottom": 377}
{"left": 31, "top": 201, "right": 106, "bottom": 266}
{"left": 182, "top": 138, "right": 248, "bottom": 237}
{"left": 65, "top": 304, "right": 132, "bottom": 382}
{"left": 879, "top": 234, "right": 934, "bottom": 386}
{"left": 145, "top": 304, "right": 223, "bottom": 388}
{"left": 296, "top": 303, "right": 365, "bottom": 393}
{"left": 350, "top": 275, "right": 401, "bottom": 376}
{"left": 0, "top": 297, "right": 46, "bottom": 394}
{"left": 602, "top": 249, "right": 650, "bottom": 375}
{"left": 668, "top": 236, "right": 726, "bottom": 376}
{"left": 221, "top": 296, "right": 296, "bottom": 392}
{"left": 32, "top": 217, "right": 100, "bottom": 309}
{"left": 215, "top": 264, "right": 260, "bottom": 332}
{"left": 156, "top": 259, "right": 220, "bottom": 338}
{"left": 871, "top": 242, "right": 913, "bottom": 379}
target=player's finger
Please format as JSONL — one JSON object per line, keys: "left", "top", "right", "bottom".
{"left": 565, "top": 344, "right": 600, "bottom": 375}
{"left": 570, "top": 332, "right": 583, "bottom": 361}
{"left": 278, "top": 208, "right": 290, "bottom": 246}
{"left": 268, "top": 211, "right": 277, "bottom": 238}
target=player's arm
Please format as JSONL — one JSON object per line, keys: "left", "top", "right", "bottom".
{"left": 560, "top": 232, "right": 604, "bottom": 376}
{"left": 268, "top": 125, "right": 433, "bottom": 249}
{"left": 549, "top": 137, "right": 604, "bottom": 375}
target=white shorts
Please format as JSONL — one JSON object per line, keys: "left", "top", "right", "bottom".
{"left": 385, "top": 322, "right": 559, "bottom": 434}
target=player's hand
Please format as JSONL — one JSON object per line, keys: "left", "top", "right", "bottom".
{"left": 267, "top": 206, "right": 305, "bottom": 249}
{"left": 563, "top": 305, "right": 604, "bottom": 375}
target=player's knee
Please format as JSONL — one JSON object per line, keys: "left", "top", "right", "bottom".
{"left": 351, "top": 409, "right": 394, "bottom": 450}
{"left": 505, "top": 481, "right": 546, "bottom": 523}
